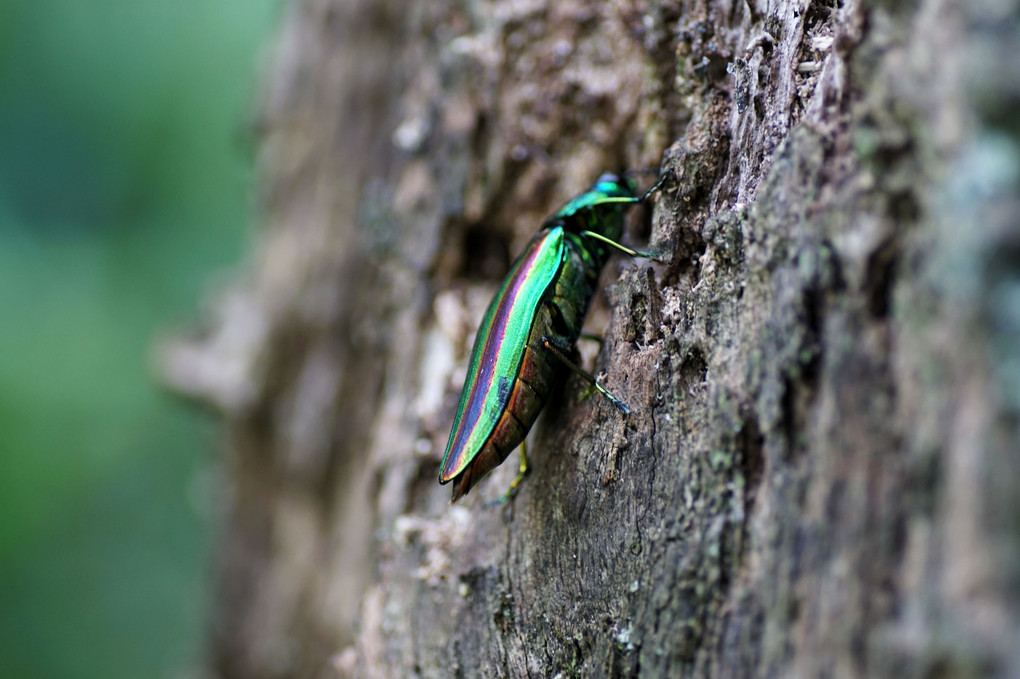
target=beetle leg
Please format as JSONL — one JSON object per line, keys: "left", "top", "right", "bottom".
{"left": 483, "top": 441, "right": 530, "bottom": 507}
{"left": 578, "top": 332, "right": 603, "bottom": 345}
{"left": 579, "top": 230, "right": 668, "bottom": 262}
{"left": 540, "top": 336, "right": 631, "bottom": 414}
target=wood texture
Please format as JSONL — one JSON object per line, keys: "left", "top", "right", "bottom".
{"left": 161, "top": 0, "right": 1020, "bottom": 677}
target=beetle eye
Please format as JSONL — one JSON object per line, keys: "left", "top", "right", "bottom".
{"left": 596, "top": 172, "right": 620, "bottom": 184}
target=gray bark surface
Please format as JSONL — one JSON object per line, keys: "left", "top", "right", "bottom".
{"left": 161, "top": 0, "right": 1020, "bottom": 677}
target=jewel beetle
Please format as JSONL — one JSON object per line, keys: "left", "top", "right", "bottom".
{"left": 439, "top": 171, "right": 669, "bottom": 503}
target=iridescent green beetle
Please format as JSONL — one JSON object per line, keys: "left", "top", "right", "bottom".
{"left": 439, "top": 171, "right": 669, "bottom": 503}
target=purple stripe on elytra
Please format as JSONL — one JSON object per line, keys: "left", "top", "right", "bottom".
{"left": 445, "top": 241, "right": 546, "bottom": 470}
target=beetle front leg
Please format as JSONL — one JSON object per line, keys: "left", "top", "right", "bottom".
{"left": 540, "top": 335, "right": 631, "bottom": 415}
{"left": 578, "top": 230, "right": 667, "bottom": 262}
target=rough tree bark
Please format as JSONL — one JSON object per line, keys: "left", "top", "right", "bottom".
{"left": 161, "top": 0, "right": 1020, "bottom": 677}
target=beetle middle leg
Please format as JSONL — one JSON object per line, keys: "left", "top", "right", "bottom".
{"left": 540, "top": 335, "right": 631, "bottom": 414}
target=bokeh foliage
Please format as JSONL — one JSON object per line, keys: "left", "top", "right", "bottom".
{"left": 0, "top": 2, "right": 280, "bottom": 677}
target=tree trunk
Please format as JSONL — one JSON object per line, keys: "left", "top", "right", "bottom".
{"left": 160, "top": 0, "right": 1020, "bottom": 677}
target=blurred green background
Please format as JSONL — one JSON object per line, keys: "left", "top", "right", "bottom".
{"left": 0, "top": 2, "right": 281, "bottom": 677}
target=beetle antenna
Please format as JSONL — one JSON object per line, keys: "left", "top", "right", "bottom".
{"left": 622, "top": 168, "right": 660, "bottom": 179}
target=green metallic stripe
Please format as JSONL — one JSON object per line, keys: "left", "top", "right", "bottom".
{"left": 439, "top": 227, "right": 566, "bottom": 481}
